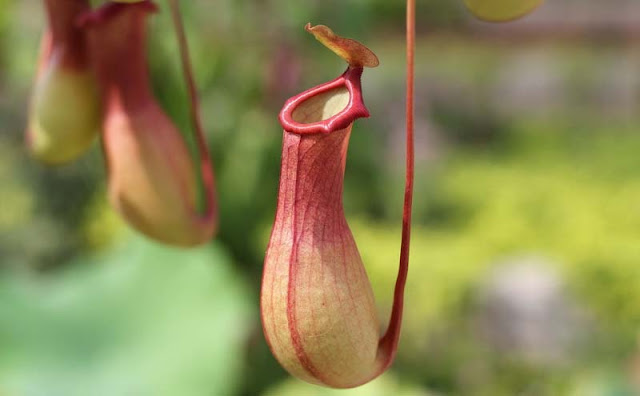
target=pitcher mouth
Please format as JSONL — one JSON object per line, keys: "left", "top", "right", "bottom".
{"left": 279, "top": 66, "right": 370, "bottom": 135}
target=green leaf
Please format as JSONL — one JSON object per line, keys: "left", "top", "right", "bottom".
{"left": 0, "top": 235, "right": 253, "bottom": 396}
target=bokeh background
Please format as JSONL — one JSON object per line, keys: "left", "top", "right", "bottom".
{"left": 2, "top": 0, "right": 640, "bottom": 395}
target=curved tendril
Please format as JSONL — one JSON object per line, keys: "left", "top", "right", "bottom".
{"left": 378, "top": 0, "right": 415, "bottom": 369}
{"left": 167, "top": 0, "right": 217, "bottom": 221}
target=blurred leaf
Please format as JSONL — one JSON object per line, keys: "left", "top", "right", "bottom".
{"left": 0, "top": 235, "right": 253, "bottom": 396}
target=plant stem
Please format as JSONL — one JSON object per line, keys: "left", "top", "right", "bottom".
{"left": 379, "top": 0, "right": 414, "bottom": 365}
{"left": 167, "top": 0, "right": 216, "bottom": 218}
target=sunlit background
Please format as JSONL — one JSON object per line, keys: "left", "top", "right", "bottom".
{"left": 2, "top": 0, "right": 640, "bottom": 395}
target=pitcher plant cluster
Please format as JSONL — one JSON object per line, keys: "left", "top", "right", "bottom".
{"left": 25, "top": 0, "right": 542, "bottom": 389}
{"left": 28, "top": 0, "right": 216, "bottom": 246}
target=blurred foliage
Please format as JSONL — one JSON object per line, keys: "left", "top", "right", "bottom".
{"left": 264, "top": 373, "right": 433, "bottom": 396}
{"left": 463, "top": 0, "right": 543, "bottom": 22}
{"left": 1, "top": 0, "right": 640, "bottom": 395}
{"left": 355, "top": 123, "right": 640, "bottom": 395}
{"left": 0, "top": 235, "right": 253, "bottom": 396}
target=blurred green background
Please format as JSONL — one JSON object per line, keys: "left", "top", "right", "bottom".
{"left": 2, "top": 0, "right": 640, "bottom": 395}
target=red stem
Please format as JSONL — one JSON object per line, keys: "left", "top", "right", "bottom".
{"left": 167, "top": 0, "right": 217, "bottom": 220}
{"left": 379, "top": 0, "right": 414, "bottom": 368}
